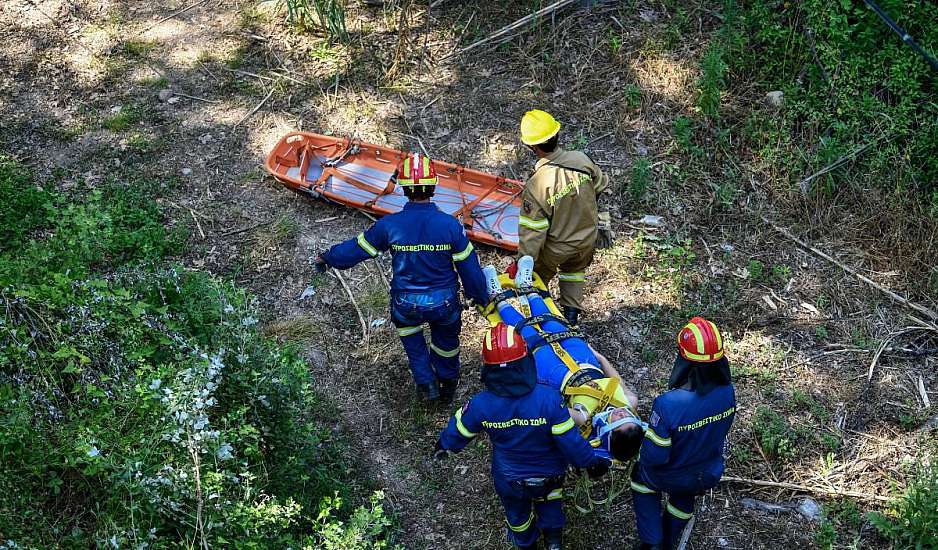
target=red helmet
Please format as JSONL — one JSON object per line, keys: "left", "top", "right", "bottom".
{"left": 677, "top": 317, "right": 724, "bottom": 363}
{"left": 482, "top": 323, "right": 527, "bottom": 365}
{"left": 398, "top": 153, "right": 438, "bottom": 186}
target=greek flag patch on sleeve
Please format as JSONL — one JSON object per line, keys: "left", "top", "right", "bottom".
{"left": 649, "top": 411, "right": 660, "bottom": 427}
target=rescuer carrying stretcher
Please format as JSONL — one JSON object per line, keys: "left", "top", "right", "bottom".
{"left": 315, "top": 153, "right": 489, "bottom": 403}
{"left": 481, "top": 256, "right": 645, "bottom": 463}
{"left": 434, "top": 322, "right": 611, "bottom": 550}
{"left": 631, "top": 317, "right": 737, "bottom": 550}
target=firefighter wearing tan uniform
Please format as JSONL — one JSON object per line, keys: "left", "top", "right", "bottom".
{"left": 518, "top": 109, "right": 614, "bottom": 325}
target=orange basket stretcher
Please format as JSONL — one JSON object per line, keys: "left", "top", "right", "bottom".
{"left": 264, "top": 131, "right": 524, "bottom": 251}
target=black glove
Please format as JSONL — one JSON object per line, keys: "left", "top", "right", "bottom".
{"left": 586, "top": 458, "right": 611, "bottom": 480}
{"left": 431, "top": 439, "right": 451, "bottom": 460}
{"left": 313, "top": 254, "right": 329, "bottom": 274}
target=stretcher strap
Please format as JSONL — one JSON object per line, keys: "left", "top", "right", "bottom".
{"left": 529, "top": 330, "right": 585, "bottom": 351}
{"left": 512, "top": 313, "right": 568, "bottom": 332}
{"left": 563, "top": 377, "right": 624, "bottom": 438}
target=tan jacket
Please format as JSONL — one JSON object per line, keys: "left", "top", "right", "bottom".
{"left": 518, "top": 149, "right": 610, "bottom": 259}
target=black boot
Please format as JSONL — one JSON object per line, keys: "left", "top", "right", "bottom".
{"left": 562, "top": 306, "right": 580, "bottom": 326}
{"left": 543, "top": 528, "right": 563, "bottom": 550}
{"left": 634, "top": 543, "right": 663, "bottom": 550}
{"left": 438, "top": 377, "right": 458, "bottom": 404}
{"left": 416, "top": 382, "right": 440, "bottom": 402}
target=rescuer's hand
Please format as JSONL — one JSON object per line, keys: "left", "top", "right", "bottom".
{"left": 313, "top": 254, "right": 329, "bottom": 274}
{"left": 431, "top": 439, "right": 451, "bottom": 460}
{"left": 596, "top": 211, "right": 614, "bottom": 249}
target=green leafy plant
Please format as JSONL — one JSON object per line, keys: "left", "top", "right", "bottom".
{"left": 281, "top": 0, "right": 348, "bottom": 43}
{"left": 697, "top": 42, "right": 726, "bottom": 121}
{"left": 752, "top": 406, "right": 795, "bottom": 460}
{"left": 869, "top": 463, "right": 938, "bottom": 549}
{"left": 628, "top": 158, "right": 651, "bottom": 202}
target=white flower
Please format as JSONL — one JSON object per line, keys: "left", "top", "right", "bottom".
{"left": 148, "top": 379, "right": 161, "bottom": 390}
{"left": 87, "top": 446, "right": 100, "bottom": 458}
{"left": 216, "top": 443, "right": 234, "bottom": 460}
{"left": 223, "top": 304, "right": 234, "bottom": 313}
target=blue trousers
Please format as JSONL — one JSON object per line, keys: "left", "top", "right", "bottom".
{"left": 630, "top": 462, "right": 720, "bottom": 547}
{"left": 390, "top": 289, "right": 461, "bottom": 385}
{"left": 496, "top": 294, "right": 598, "bottom": 389}
{"left": 493, "top": 472, "right": 565, "bottom": 548}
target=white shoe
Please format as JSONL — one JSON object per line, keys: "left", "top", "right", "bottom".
{"left": 515, "top": 255, "right": 535, "bottom": 288}
{"left": 483, "top": 265, "right": 502, "bottom": 298}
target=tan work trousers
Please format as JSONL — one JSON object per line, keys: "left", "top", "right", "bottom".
{"left": 533, "top": 244, "right": 594, "bottom": 311}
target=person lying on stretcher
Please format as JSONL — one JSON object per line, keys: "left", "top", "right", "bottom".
{"left": 481, "top": 256, "right": 646, "bottom": 463}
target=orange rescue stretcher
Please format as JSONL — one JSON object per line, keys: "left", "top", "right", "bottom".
{"left": 264, "top": 131, "right": 524, "bottom": 251}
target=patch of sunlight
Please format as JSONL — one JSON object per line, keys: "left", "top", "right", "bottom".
{"left": 628, "top": 55, "right": 695, "bottom": 104}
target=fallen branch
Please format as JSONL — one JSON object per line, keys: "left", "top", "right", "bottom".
{"left": 220, "top": 219, "right": 272, "bottom": 237}
{"left": 675, "top": 516, "right": 695, "bottom": 550}
{"left": 440, "top": 0, "right": 579, "bottom": 60}
{"left": 333, "top": 270, "right": 369, "bottom": 343}
{"left": 174, "top": 92, "right": 219, "bottom": 104}
{"left": 721, "top": 475, "right": 893, "bottom": 502}
{"left": 189, "top": 209, "right": 205, "bottom": 239}
{"left": 797, "top": 141, "right": 875, "bottom": 192}
{"left": 142, "top": 0, "right": 210, "bottom": 33}
{"left": 761, "top": 216, "right": 938, "bottom": 322}
{"left": 234, "top": 87, "right": 276, "bottom": 127}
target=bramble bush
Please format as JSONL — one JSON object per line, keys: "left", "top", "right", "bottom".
{"left": 0, "top": 159, "right": 396, "bottom": 548}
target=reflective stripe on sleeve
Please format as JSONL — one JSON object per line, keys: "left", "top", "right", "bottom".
{"left": 644, "top": 427, "right": 671, "bottom": 447}
{"left": 519, "top": 215, "right": 549, "bottom": 231}
{"left": 357, "top": 232, "right": 378, "bottom": 257}
{"left": 455, "top": 408, "right": 478, "bottom": 439}
{"left": 551, "top": 417, "right": 575, "bottom": 435}
{"left": 452, "top": 242, "right": 474, "bottom": 262}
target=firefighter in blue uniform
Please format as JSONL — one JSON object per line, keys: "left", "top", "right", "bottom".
{"left": 435, "top": 323, "right": 610, "bottom": 550}
{"left": 315, "top": 153, "right": 489, "bottom": 402}
{"left": 480, "top": 256, "right": 645, "bottom": 463}
{"left": 631, "top": 317, "right": 736, "bottom": 550}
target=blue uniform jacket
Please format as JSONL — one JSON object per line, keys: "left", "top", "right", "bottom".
{"left": 640, "top": 385, "right": 736, "bottom": 484}
{"left": 322, "top": 202, "right": 488, "bottom": 304}
{"left": 440, "top": 384, "right": 601, "bottom": 480}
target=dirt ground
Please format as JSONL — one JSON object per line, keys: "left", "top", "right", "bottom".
{"left": 2, "top": 1, "right": 936, "bottom": 548}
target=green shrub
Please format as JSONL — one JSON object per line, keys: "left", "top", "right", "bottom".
{"left": 0, "top": 160, "right": 396, "bottom": 548}
{"left": 869, "top": 463, "right": 938, "bottom": 549}
{"left": 733, "top": 0, "right": 938, "bottom": 199}
{"left": 0, "top": 158, "right": 52, "bottom": 251}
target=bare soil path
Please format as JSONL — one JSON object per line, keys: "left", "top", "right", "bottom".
{"left": 2, "top": 1, "right": 934, "bottom": 548}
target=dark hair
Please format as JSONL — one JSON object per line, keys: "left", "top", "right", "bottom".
{"left": 403, "top": 184, "right": 435, "bottom": 201}
{"left": 532, "top": 134, "right": 559, "bottom": 154}
{"left": 610, "top": 424, "right": 643, "bottom": 462}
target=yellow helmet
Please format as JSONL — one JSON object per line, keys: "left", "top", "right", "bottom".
{"left": 520, "top": 109, "right": 561, "bottom": 146}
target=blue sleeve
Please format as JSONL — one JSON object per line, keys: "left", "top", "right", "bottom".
{"left": 439, "top": 398, "right": 483, "bottom": 452}
{"left": 322, "top": 220, "right": 389, "bottom": 269}
{"left": 639, "top": 397, "right": 673, "bottom": 466}
{"left": 548, "top": 394, "right": 600, "bottom": 468}
{"left": 451, "top": 227, "right": 488, "bottom": 305}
